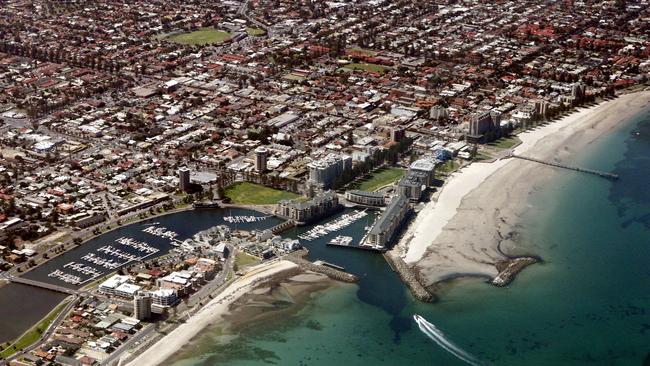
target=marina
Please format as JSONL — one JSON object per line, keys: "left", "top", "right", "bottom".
{"left": 62, "top": 261, "right": 103, "bottom": 278}
{"left": 47, "top": 270, "right": 83, "bottom": 285}
{"left": 115, "top": 236, "right": 159, "bottom": 254}
{"left": 298, "top": 210, "right": 368, "bottom": 241}
{"left": 223, "top": 215, "right": 269, "bottom": 224}
{"left": 142, "top": 225, "right": 181, "bottom": 244}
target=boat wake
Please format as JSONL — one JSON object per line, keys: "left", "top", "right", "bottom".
{"left": 413, "top": 314, "right": 485, "bottom": 366}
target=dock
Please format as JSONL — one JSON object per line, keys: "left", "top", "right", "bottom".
{"left": 510, "top": 153, "right": 619, "bottom": 180}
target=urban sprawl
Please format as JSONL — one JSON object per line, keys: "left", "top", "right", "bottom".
{"left": 0, "top": 0, "right": 649, "bottom": 365}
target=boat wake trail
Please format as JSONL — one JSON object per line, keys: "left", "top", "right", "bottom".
{"left": 413, "top": 314, "right": 485, "bottom": 366}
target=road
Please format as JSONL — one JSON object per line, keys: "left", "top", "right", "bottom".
{"left": 100, "top": 323, "right": 156, "bottom": 366}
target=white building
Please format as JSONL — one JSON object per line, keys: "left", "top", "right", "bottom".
{"left": 308, "top": 154, "right": 352, "bottom": 188}
{"left": 99, "top": 275, "right": 130, "bottom": 296}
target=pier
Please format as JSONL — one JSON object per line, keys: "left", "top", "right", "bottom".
{"left": 510, "top": 153, "right": 619, "bottom": 180}
{"left": 3, "top": 274, "right": 79, "bottom": 295}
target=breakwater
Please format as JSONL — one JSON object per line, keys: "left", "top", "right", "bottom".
{"left": 492, "top": 256, "right": 539, "bottom": 287}
{"left": 383, "top": 251, "right": 434, "bottom": 302}
{"left": 286, "top": 250, "right": 357, "bottom": 283}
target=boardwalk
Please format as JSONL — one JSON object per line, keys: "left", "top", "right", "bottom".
{"left": 510, "top": 153, "right": 619, "bottom": 180}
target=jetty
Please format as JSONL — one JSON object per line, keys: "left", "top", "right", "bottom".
{"left": 510, "top": 153, "right": 619, "bottom": 180}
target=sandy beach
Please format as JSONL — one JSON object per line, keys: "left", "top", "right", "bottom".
{"left": 394, "top": 91, "right": 650, "bottom": 287}
{"left": 125, "top": 259, "right": 301, "bottom": 366}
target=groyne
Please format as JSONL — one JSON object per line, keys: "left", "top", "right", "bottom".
{"left": 383, "top": 251, "right": 434, "bottom": 302}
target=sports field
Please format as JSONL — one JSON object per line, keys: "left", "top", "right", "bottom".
{"left": 166, "top": 28, "right": 232, "bottom": 45}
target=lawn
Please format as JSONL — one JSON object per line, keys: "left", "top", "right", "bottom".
{"left": 488, "top": 136, "right": 521, "bottom": 149}
{"left": 235, "top": 251, "right": 260, "bottom": 269}
{"left": 352, "top": 168, "right": 405, "bottom": 192}
{"left": 437, "top": 160, "right": 460, "bottom": 175}
{"left": 165, "top": 28, "right": 232, "bottom": 45}
{"left": 0, "top": 300, "right": 69, "bottom": 358}
{"left": 224, "top": 182, "right": 301, "bottom": 205}
{"left": 341, "top": 62, "right": 390, "bottom": 73}
{"left": 246, "top": 27, "right": 266, "bottom": 36}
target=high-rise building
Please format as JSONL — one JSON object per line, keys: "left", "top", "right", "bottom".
{"left": 468, "top": 111, "right": 501, "bottom": 141}
{"left": 572, "top": 82, "right": 586, "bottom": 102}
{"left": 133, "top": 292, "right": 152, "bottom": 320}
{"left": 255, "top": 147, "right": 269, "bottom": 173}
{"left": 179, "top": 167, "right": 190, "bottom": 192}
{"left": 308, "top": 154, "right": 352, "bottom": 189}
{"left": 390, "top": 128, "right": 406, "bottom": 142}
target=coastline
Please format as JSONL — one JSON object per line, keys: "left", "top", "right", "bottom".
{"left": 394, "top": 90, "right": 650, "bottom": 288}
{"left": 124, "top": 259, "right": 304, "bottom": 366}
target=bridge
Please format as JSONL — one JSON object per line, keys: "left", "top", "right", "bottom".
{"left": 510, "top": 153, "right": 619, "bottom": 180}
{"left": 2, "top": 274, "right": 80, "bottom": 295}
{"left": 270, "top": 219, "right": 296, "bottom": 234}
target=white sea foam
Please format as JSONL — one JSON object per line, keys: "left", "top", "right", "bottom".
{"left": 413, "top": 314, "right": 484, "bottom": 366}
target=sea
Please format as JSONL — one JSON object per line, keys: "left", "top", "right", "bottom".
{"left": 2, "top": 105, "right": 649, "bottom": 365}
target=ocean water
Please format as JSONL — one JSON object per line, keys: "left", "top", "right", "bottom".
{"left": 168, "top": 105, "right": 650, "bottom": 366}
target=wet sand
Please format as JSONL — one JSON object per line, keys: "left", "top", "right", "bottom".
{"left": 394, "top": 91, "right": 650, "bottom": 287}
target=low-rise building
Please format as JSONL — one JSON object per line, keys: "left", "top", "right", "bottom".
{"left": 344, "top": 190, "right": 386, "bottom": 206}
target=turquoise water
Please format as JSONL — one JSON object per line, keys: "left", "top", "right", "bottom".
{"left": 170, "top": 107, "right": 650, "bottom": 366}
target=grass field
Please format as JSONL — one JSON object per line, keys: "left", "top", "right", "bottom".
{"left": 488, "top": 136, "right": 521, "bottom": 149}
{"left": 341, "top": 62, "right": 390, "bottom": 73}
{"left": 224, "top": 182, "right": 301, "bottom": 205}
{"left": 0, "top": 300, "right": 69, "bottom": 358}
{"left": 351, "top": 168, "right": 405, "bottom": 192}
{"left": 166, "top": 28, "right": 232, "bottom": 45}
{"left": 246, "top": 27, "right": 266, "bottom": 36}
{"left": 235, "top": 251, "right": 260, "bottom": 269}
